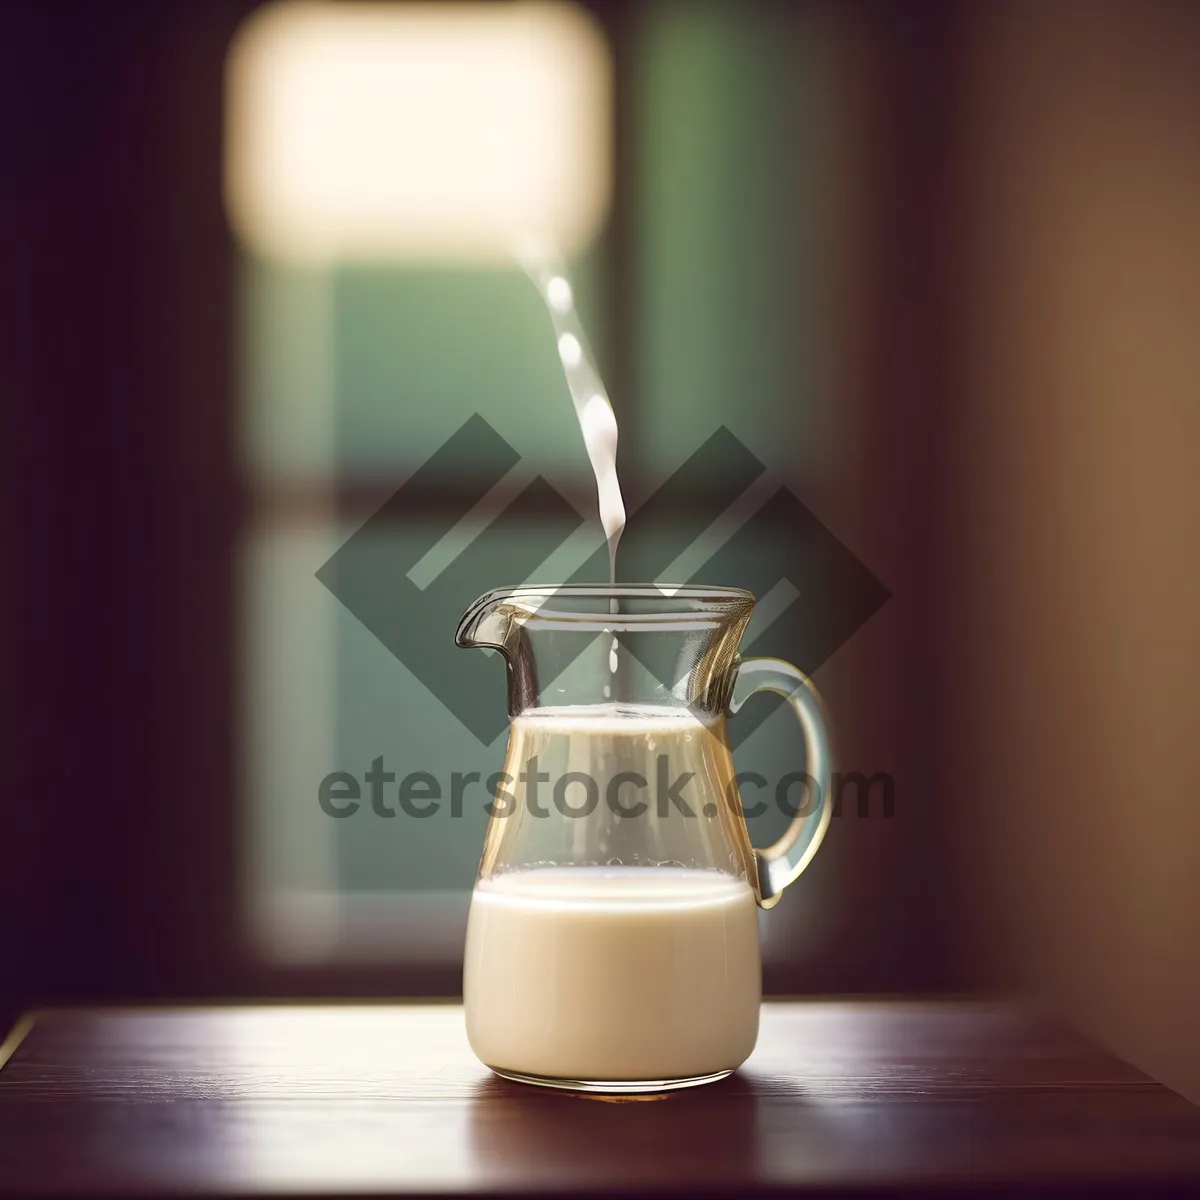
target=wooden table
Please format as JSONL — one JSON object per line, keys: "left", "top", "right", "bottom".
{"left": 1, "top": 1001, "right": 1199, "bottom": 1196}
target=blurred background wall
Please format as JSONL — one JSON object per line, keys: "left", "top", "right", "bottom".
{"left": 3, "top": 0, "right": 1197, "bottom": 1103}
{"left": 947, "top": 0, "right": 1200, "bottom": 1103}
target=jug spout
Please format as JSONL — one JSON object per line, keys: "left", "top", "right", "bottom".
{"left": 455, "top": 588, "right": 521, "bottom": 655}
{"left": 456, "top": 586, "right": 553, "bottom": 719}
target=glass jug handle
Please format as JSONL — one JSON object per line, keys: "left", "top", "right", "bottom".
{"left": 727, "top": 657, "right": 833, "bottom": 909}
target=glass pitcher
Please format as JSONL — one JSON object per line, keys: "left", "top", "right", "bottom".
{"left": 455, "top": 584, "right": 831, "bottom": 1092}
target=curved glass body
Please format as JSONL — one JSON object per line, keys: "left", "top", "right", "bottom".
{"left": 456, "top": 585, "right": 831, "bottom": 1092}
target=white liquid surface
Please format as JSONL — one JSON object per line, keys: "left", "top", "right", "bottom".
{"left": 464, "top": 866, "right": 761, "bottom": 1082}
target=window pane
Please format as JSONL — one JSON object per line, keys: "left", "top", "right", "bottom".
{"left": 241, "top": 256, "right": 609, "bottom": 485}
{"left": 634, "top": 1, "right": 831, "bottom": 479}
{"left": 331, "top": 261, "right": 609, "bottom": 478}
{"left": 244, "top": 513, "right": 604, "bottom": 964}
{"left": 226, "top": 1, "right": 610, "bottom": 263}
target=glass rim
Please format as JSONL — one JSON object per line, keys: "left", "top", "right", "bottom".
{"left": 483, "top": 583, "right": 756, "bottom": 626}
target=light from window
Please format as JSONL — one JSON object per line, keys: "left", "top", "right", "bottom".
{"left": 225, "top": 1, "right": 611, "bottom": 264}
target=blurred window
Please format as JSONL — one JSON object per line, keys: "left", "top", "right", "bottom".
{"left": 227, "top": 0, "right": 832, "bottom": 969}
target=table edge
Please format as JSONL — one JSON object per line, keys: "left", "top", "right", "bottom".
{"left": 0, "top": 1013, "right": 35, "bottom": 1075}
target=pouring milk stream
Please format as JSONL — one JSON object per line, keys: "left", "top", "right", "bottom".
{"left": 521, "top": 251, "right": 625, "bottom": 586}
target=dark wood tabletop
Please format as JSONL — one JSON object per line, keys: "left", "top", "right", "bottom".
{"left": 1, "top": 1000, "right": 1198, "bottom": 1197}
